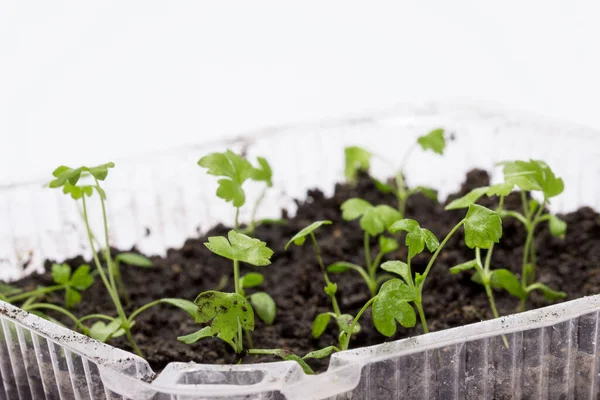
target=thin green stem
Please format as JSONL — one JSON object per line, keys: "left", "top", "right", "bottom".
{"left": 501, "top": 210, "right": 529, "bottom": 226}
{"left": 484, "top": 244, "right": 494, "bottom": 273}
{"left": 344, "top": 297, "right": 376, "bottom": 350}
{"left": 113, "top": 261, "right": 130, "bottom": 304}
{"left": 79, "top": 314, "right": 114, "bottom": 323}
{"left": 364, "top": 232, "right": 372, "bottom": 272}
{"left": 248, "top": 187, "right": 267, "bottom": 233}
{"left": 414, "top": 301, "right": 429, "bottom": 334}
{"left": 233, "top": 260, "right": 241, "bottom": 295}
{"left": 310, "top": 233, "right": 341, "bottom": 317}
{"left": 370, "top": 251, "right": 384, "bottom": 278}
{"left": 234, "top": 207, "right": 240, "bottom": 230}
{"left": 420, "top": 220, "right": 465, "bottom": 291}
{"left": 94, "top": 179, "right": 118, "bottom": 298}
{"left": 23, "top": 303, "right": 85, "bottom": 331}
{"left": 128, "top": 299, "right": 163, "bottom": 323}
{"left": 521, "top": 191, "right": 530, "bottom": 219}
{"left": 6, "top": 284, "right": 66, "bottom": 303}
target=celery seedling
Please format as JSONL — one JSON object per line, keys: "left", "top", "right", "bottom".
{"left": 330, "top": 199, "right": 400, "bottom": 295}
{"left": 383, "top": 204, "right": 502, "bottom": 333}
{"left": 345, "top": 128, "right": 447, "bottom": 217}
{"left": 445, "top": 159, "right": 567, "bottom": 311}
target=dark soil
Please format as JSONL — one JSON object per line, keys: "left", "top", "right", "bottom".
{"left": 13, "top": 170, "right": 600, "bottom": 374}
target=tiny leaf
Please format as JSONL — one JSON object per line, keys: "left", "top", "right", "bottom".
{"left": 374, "top": 178, "right": 394, "bottom": 194}
{"left": 116, "top": 253, "right": 153, "bottom": 268}
{"left": 388, "top": 219, "right": 439, "bottom": 257}
{"left": 445, "top": 187, "right": 487, "bottom": 210}
{"left": 88, "top": 319, "right": 122, "bottom": 342}
{"left": 252, "top": 157, "right": 273, "bottom": 187}
{"left": 69, "top": 265, "right": 94, "bottom": 291}
{"left": 312, "top": 313, "right": 331, "bottom": 338}
{"left": 240, "top": 272, "right": 264, "bottom": 288}
{"left": 449, "top": 260, "right": 478, "bottom": 274}
{"left": 341, "top": 198, "right": 372, "bottom": 221}
{"left": 205, "top": 230, "right": 273, "bottom": 266}
{"left": 65, "top": 288, "right": 81, "bottom": 308}
{"left": 51, "top": 264, "right": 71, "bottom": 285}
{"left": 417, "top": 128, "right": 446, "bottom": 155}
{"left": 344, "top": 146, "right": 372, "bottom": 182}
{"left": 526, "top": 283, "right": 567, "bottom": 301}
{"left": 336, "top": 314, "right": 360, "bottom": 334}
{"left": 327, "top": 262, "right": 360, "bottom": 273}
{"left": 381, "top": 261, "right": 411, "bottom": 285}
{"left": 549, "top": 215, "right": 567, "bottom": 238}
{"left": 463, "top": 204, "right": 503, "bottom": 249}
{"left": 198, "top": 150, "right": 254, "bottom": 207}
{"left": 379, "top": 236, "right": 399, "bottom": 254}
{"left": 491, "top": 269, "right": 526, "bottom": 299}
{"left": 177, "top": 326, "right": 214, "bottom": 344}
{"left": 285, "top": 220, "right": 332, "bottom": 250}
{"left": 303, "top": 346, "right": 340, "bottom": 360}
{"left": 501, "top": 160, "right": 564, "bottom": 199}
{"left": 250, "top": 292, "right": 276, "bottom": 325}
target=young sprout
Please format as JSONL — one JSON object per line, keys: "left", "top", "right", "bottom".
{"left": 382, "top": 204, "right": 502, "bottom": 333}
{"left": 286, "top": 221, "right": 368, "bottom": 352}
{"left": 445, "top": 159, "right": 567, "bottom": 311}
{"left": 112, "top": 252, "right": 153, "bottom": 304}
{"left": 344, "top": 128, "right": 447, "bottom": 217}
{"left": 198, "top": 150, "right": 274, "bottom": 233}
{"left": 329, "top": 199, "right": 400, "bottom": 295}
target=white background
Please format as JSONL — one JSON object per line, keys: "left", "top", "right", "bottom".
{"left": 2, "top": 1, "right": 600, "bottom": 185}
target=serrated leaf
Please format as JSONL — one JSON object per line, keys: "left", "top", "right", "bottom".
{"left": 285, "top": 221, "right": 332, "bottom": 250}
{"left": 86, "top": 163, "right": 115, "bottom": 181}
{"left": 69, "top": 265, "right": 94, "bottom": 291}
{"left": 312, "top": 313, "right": 331, "bottom": 338}
{"left": 417, "top": 128, "right": 445, "bottom": 155}
{"left": 526, "top": 283, "right": 567, "bottom": 301}
{"left": 449, "top": 260, "right": 478, "bottom": 274}
{"left": 252, "top": 157, "right": 273, "bottom": 187}
{"left": 177, "top": 326, "right": 213, "bottom": 344}
{"left": 302, "top": 346, "right": 339, "bottom": 360}
{"left": 61, "top": 182, "right": 95, "bottom": 200}
{"left": 65, "top": 287, "right": 81, "bottom": 308}
{"left": 240, "top": 272, "right": 264, "bottom": 288}
{"left": 342, "top": 199, "right": 401, "bottom": 236}
{"left": 379, "top": 236, "right": 399, "bottom": 254}
{"left": 194, "top": 291, "right": 254, "bottom": 347}
{"left": 116, "top": 253, "right": 153, "bottom": 268}
{"left": 88, "top": 319, "right": 123, "bottom": 342}
{"left": 549, "top": 215, "right": 567, "bottom": 238}
{"left": 216, "top": 178, "right": 246, "bottom": 208}
{"left": 205, "top": 230, "right": 273, "bottom": 266}
{"left": 381, "top": 261, "right": 411, "bottom": 285}
{"left": 463, "top": 204, "right": 503, "bottom": 249}
{"left": 372, "top": 280, "right": 417, "bottom": 336}
{"left": 491, "top": 269, "right": 526, "bottom": 299}
{"left": 345, "top": 146, "right": 372, "bottom": 182}
{"left": 501, "top": 160, "right": 564, "bottom": 199}
{"left": 324, "top": 282, "right": 338, "bottom": 296}
{"left": 198, "top": 150, "right": 254, "bottom": 207}
{"left": 250, "top": 292, "right": 276, "bottom": 325}
{"left": 49, "top": 163, "right": 114, "bottom": 188}
{"left": 52, "top": 264, "right": 71, "bottom": 285}
{"left": 341, "top": 198, "right": 372, "bottom": 221}
{"left": 388, "top": 219, "right": 439, "bottom": 257}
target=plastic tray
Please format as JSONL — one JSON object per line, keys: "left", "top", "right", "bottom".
{"left": 1, "top": 102, "right": 600, "bottom": 399}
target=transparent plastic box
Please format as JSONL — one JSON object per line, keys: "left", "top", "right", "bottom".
{"left": 1, "top": 102, "right": 600, "bottom": 399}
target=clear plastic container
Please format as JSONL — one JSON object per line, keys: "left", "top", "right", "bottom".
{"left": 1, "top": 102, "right": 599, "bottom": 399}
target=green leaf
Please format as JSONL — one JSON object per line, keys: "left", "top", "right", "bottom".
{"left": 379, "top": 236, "right": 399, "bottom": 254}
{"left": 491, "top": 269, "right": 526, "bottom": 299}
{"left": 312, "top": 313, "right": 331, "bottom": 338}
{"left": 411, "top": 186, "right": 439, "bottom": 202}
{"left": 445, "top": 183, "right": 513, "bottom": 211}
{"left": 285, "top": 220, "right": 332, "bottom": 250}
{"left": 116, "top": 253, "right": 153, "bottom": 268}
{"left": 49, "top": 163, "right": 115, "bottom": 188}
{"left": 381, "top": 261, "right": 411, "bottom": 285}
{"left": 205, "top": 230, "right": 273, "bottom": 266}
{"left": 252, "top": 157, "right": 273, "bottom": 187}
{"left": 500, "top": 160, "right": 564, "bottom": 199}
{"left": 302, "top": 346, "right": 339, "bottom": 360}
{"left": 158, "top": 298, "right": 200, "bottom": 321}
{"left": 417, "top": 128, "right": 445, "bottom": 155}
{"left": 327, "top": 262, "right": 359, "bottom": 273}
{"left": 249, "top": 292, "right": 276, "bottom": 325}
{"left": 342, "top": 199, "right": 401, "bottom": 236}
{"left": 51, "top": 264, "right": 71, "bottom": 285}
{"left": 277, "top": 350, "right": 315, "bottom": 375}
{"left": 65, "top": 288, "right": 81, "bottom": 308}
{"left": 549, "top": 215, "right": 567, "bottom": 238}
{"left": 388, "top": 219, "right": 439, "bottom": 258}
{"left": 60, "top": 182, "right": 95, "bottom": 200}
{"left": 373, "top": 178, "right": 394, "bottom": 194}
{"left": 69, "top": 265, "right": 94, "bottom": 291}
{"left": 449, "top": 260, "right": 478, "bottom": 274}
{"left": 341, "top": 198, "right": 372, "bottom": 221}
{"left": 414, "top": 273, "right": 424, "bottom": 287}
{"left": 344, "top": 146, "right": 372, "bottom": 182}
{"left": 471, "top": 271, "right": 483, "bottom": 285}
{"left": 86, "top": 163, "right": 115, "bottom": 181}
{"left": 463, "top": 205, "right": 503, "bottom": 249}
{"left": 372, "top": 280, "right": 417, "bottom": 336}
{"left": 336, "top": 314, "right": 361, "bottom": 334}
{"left": 324, "top": 282, "right": 337, "bottom": 296}
{"left": 240, "top": 272, "right": 264, "bottom": 288}
{"left": 526, "top": 283, "right": 567, "bottom": 301}
{"left": 177, "top": 326, "right": 213, "bottom": 344}
{"left": 194, "top": 291, "right": 254, "bottom": 348}
{"left": 88, "top": 319, "right": 123, "bottom": 342}
{"left": 529, "top": 199, "right": 539, "bottom": 214}
{"left": 198, "top": 150, "right": 254, "bottom": 207}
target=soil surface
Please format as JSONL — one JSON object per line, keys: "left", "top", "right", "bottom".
{"left": 13, "top": 170, "right": 600, "bottom": 373}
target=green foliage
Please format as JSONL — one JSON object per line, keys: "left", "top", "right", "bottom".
{"left": 341, "top": 199, "right": 401, "bottom": 236}
{"left": 205, "top": 230, "right": 273, "bottom": 266}
{"left": 240, "top": 272, "right": 264, "bottom": 288}
{"left": 50, "top": 163, "right": 115, "bottom": 188}
{"left": 372, "top": 279, "right": 417, "bottom": 336}
{"left": 115, "top": 253, "right": 153, "bottom": 268}
{"left": 285, "top": 220, "right": 332, "bottom": 250}
{"left": 302, "top": 346, "right": 339, "bottom": 360}
{"left": 381, "top": 261, "right": 411, "bottom": 284}
{"left": 500, "top": 160, "right": 564, "bottom": 199}
{"left": 445, "top": 183, "right": 514, "bottom": 210}
{"left": 527, "top": 283, "right": 567, "bottom": 300}
{"left": 252, "top": 157, "right": 273, "bottom": 187}
{"left": 417, "top": 128, "right": 446, "bottom": 155}
{"left": 388, "top": 219, "right": 439, "bottom": 258}
{"left": 187, "top": 291, "right": 254, "bottom": 350}
{"left": 378, "top": 236, "right": 399, "bottom": 254}
{"left": 51, "top": 264, "right": 94, "bottom": 308}
{"left": 312, "top": 313, "right": 331, "bottom": 338}
{"left": 463, "top": 205, "right": 502, "bottom": 249}
{"left": 345, "top": 146, "right": 372, "bottom": 182}
{"left": 88, "top": 319, "right": 128, "bottom": 343}
{"left": 249, "top": 292, "right": 276, "bottom": 325}
{"left": 549, "top": 215, "right": 567, "bottom": 238}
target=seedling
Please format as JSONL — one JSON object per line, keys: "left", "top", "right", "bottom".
{"left": 345, "top": 128, "right": 447, "bottom": 217}
{"left": 198, "top": 150, "right": 274, "bottom": 233}
{"left": 445, "top": 159, "right": 567, "bottom": 311}
{"left": 285, "top": 221, "right": 364, "bottom": 351}
{"left": 329, "top": 199, "right": 400, "bottom": 295}
{"left": 112, "top": 252, "right": 153, "bottom": 304}
{"left": 382, "top": 204, "right": 502, "bottom": 333}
